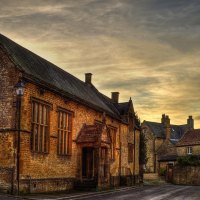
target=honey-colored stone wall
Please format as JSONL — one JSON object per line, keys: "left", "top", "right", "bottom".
{"left": 177, "top": 145, "right": 200, "bottom": 156}
{"left": 134, "top": 129, "right": 140, "bottom": 176}
{"left": 143, "top": 126, "right": 164, "bottom": 173}
{"left": 173, "top": 166, "right": 200, "bottom": 185}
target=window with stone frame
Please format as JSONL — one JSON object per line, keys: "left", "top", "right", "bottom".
{"left": 109, "top": 127, "right": 116, "bottom": 160}
{"left": 57, "top": 108, "right": 73, "bottom": 156}
{"left": 187, "top": 146, "right": 192, "bottom": 155}
{"left": 128, "top": 143, "right": 134, "bottom": 162}
{"left": 31, "top": 100, "right": 50, "bottom": 153}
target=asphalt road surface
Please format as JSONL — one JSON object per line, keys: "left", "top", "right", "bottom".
{"left": 1, "top": 184, "right": 200, "bottom": 200}
{"left": 69, "top": 184, "right": 200, "bottom": 200}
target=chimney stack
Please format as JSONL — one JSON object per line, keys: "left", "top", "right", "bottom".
{"left": 161, "top": 114, "right": 166, "bottom": 125}
{"left": 187, "top": 116, "right": 194, "bottom": 129}
{"left": 165, "top": 115, "right": 170, "bottom": 127}
{"left": 111, "top": 92, "right": 119, "bottom": 103}
{"left": 85, "top": 73, "right": 92, "bottom": 85}
{"left": 165, "top": 115, "right": 171, "bottom": 140}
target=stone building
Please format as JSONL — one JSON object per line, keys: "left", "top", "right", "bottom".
{"left": 0, "top": 34, "right": 140, "bottom": 194}
{"left": 173, "top": 129, "right": 200, "bottom": 185}
{"left": 176, "top": 129, "right": 200, "bottom": 157}
{"left": 142, "top": 114, "right": 193, "bottom": 174}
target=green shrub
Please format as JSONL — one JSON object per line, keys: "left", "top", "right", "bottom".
{"left": 159, "top": 168, "right": 166, "bottom": 176}
{"left": 177, "top": 155, "right": 200, "bottom": 166}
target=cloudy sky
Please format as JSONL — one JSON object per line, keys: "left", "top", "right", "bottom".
{"left": 1, "top": 0, "right": 200, "bottom": 127}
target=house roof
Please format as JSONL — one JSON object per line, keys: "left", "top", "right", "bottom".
{"left": 157, "top": 139, "right": 177, "bottom": 161}
{"left": 0, "top": 34, "right": 124, "bottom": 119}
{"left": 76, "top": 124, "right": 111, "bottom": 144}
{"left": 158, "top": 154, "right": 177, "bottom": 162}
{"left": 143, "top": 121, "right": 188, "bottom": 140}
{"left": 176, "top": 129, "right": 200, "bottom": 146}
{"left": 76, "top": 124, "right": 101, "bottom": 144}
{"left": 115, "top": 102, "right": 130, "bottom": 115}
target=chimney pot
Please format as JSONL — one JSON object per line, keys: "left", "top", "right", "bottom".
{"left": 85, "top": 73, "right": 92, "bottom": 84}
{"left": 111, "top": 92, "right": 119, "bottom": 103}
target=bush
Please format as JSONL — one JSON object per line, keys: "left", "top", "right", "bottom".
{"left": 159, "top": 168, "right": 166, "bottom": 176}
{"left": 177, "top": 155, "right": 200, "bottom": 166}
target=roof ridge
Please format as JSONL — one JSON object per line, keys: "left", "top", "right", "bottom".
{"left": 0, "top": 34, "right": 120, "bottom": 118}
{"left": 0, "top": 34, "right": 86, "bottom": 86}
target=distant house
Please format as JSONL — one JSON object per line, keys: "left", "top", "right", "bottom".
{"left": 176, "top": 129, "right": 200, "bottom": 157}
{"left": 142, "top": 114, "right": 193, "bottom": 173}
{"left": 173, "top": 129, "right": 200, "bottom": 185}
{"left": 0, "top": 34, "right": 140, "bottom": 194}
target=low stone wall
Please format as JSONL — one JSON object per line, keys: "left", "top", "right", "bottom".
{"left": 0, "top": 167, "right": 14, "bottom": 193}
{"left": 120, "top": 175, "right": 140, "bottom": 186}
{"left": 173, "top": 166, "right": 200, "bottom": 185}
{"left": 19, "top": 177, "right": 75, "bottom": 194}
{"left": 143, "top": 173, "right": 159, "bottom": 181}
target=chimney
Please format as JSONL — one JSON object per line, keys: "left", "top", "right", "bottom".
{"left": 187, "top": 116, "right": 194, "bottom": 129}
{"left": 111, "top": 92, "right": 119, "bottom": 103}
{"left": 165, "top": 115, "right": 171, "bottom": 140}
{"left": 161, "top": 114, "right": 166, "bottom": 125}
{"left": 85, "top": 73, "right": 92, "bottom": 85}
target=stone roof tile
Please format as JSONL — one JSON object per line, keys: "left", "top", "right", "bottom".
{"left": 176, "top": 129, "right": 200, "bottom": 146}
{"left": 0, "top": 34, "right": 120, "bottom": 119}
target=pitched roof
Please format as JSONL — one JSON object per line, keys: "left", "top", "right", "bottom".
{"left": 176, "top": 129, "right": 200, "bottom": 146}
{"left": 0, "top": 34, "right": 122, "bottom": 119}
{"left": 157, "top": 139, "right": 177, "bottom": 161}
{"left": 76, "top": 124, "right": 111, "bottom": 144}
{"left": 76, "top": 124, "right": 101, "bottom": 144}
{"left": 115, "top": 102, "right": 130, "bottom": 115}
{"left": 143, "top": 121, "right": 188, "bottom": 140}
{"left": 158, "top": 154, "right": 177, "bottom": 162}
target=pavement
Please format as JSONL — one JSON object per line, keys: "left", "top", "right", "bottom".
{"left": 1, "top": 184, "right": 200, "bottom": 200}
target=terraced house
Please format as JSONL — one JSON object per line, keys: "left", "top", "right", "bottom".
{"left": 0, "top": 34, "right": 140, "bottom": 194}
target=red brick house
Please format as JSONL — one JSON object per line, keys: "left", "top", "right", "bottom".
{"left": 0, "top": 34, "right": 140, "bottom": 194}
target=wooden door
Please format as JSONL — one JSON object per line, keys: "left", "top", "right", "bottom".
{"left": 166, "top": 164, "right": 174, "bottom": 183}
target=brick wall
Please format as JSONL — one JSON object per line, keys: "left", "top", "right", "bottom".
{"left": 19, "top": 82, "right": 122, "bottom": 181}
{"left": 0, "top": 47, "right": 19, "bottom": 129}
{"left": 0, "top": 48, "right": 21, "bottom": 193}
{"left": 0, "top": 47, "right": 140, "bottom": 193}
{"left": 0, "top": 167, "right": 14, "bottom": 193}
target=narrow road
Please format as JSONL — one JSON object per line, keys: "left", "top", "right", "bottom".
{"left": 69, "top": 184, "right": 200, "bottom": 200}
{"left": 1, "top": 184, "right": 200, "bottom": 200}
